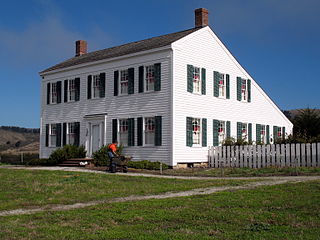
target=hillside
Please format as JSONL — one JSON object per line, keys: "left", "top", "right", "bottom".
{"left": 0, "top": 127, "right": 39, "bottom": 154}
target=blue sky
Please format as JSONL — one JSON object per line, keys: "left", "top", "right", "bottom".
{"left": 0, "top": 0, "right": 319, "bottom": 128}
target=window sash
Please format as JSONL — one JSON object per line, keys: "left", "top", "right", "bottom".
{"left": 219, "top": 74, "right": 225, "bottom": 97}
{"left": 92, "top": 75, "right": 100, "bottom": 98}
{"left": 241, "top": 79, "right": 247, "bottom": 101}
{"left": 120, "top": 70, "right": 129, "bottom": 94}
{"left": 144, "top": 117, "right": 155, "bottom": 145}
{"left": 51, "top": 83, "right": 57, "bottom": 104}
{"left": 260, "top": 125, "right": 266, "bottom": 143}
{"left": 277, "top": 127, "right": 282, "bottom": 137}
{"left": 241, "top": 123, "right": 248, "bottom": 140}
{"left": 49, "top": 124, "right": 57, "bottom": 147}
{"left": 119, "top": 119, "right": 129, "bottom": 146}
{"left": 145, "top": 65, "right": 155, "bottom": 92}
{"left": 67, "top": 123, "right": 76, "bottom": 145}
{"left": 192, "top": 118, "right": 201, "bottom": 145}
{"left": 68, "top": 79, "right": 76, "bottom": 102}
{"left": 193, "top": 67, "right": 200, "bottom": 94}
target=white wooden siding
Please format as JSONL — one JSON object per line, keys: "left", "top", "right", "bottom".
{"left": 171, "top": 27, "right": 293, "bottom": 166}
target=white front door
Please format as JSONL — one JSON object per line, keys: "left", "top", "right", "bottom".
{"left": 91, "top": 124, "right": 100, "bottom": 154}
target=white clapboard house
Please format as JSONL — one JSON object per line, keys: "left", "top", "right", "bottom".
{"left": 39, "top": 8, "right": 292, "bottom": 167}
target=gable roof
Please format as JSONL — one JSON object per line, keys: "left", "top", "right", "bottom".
{"left": 40, "top": 27, "right": 202, "bottom": 74}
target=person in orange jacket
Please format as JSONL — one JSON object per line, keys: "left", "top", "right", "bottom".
{"left": 107, "top": 141, "right": 119, "bottom": 173}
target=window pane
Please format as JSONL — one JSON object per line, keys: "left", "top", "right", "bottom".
{"left": 51, "top": 83, "right": 57, "bottom": 103}
{"left": 93, "top": 75, "right": 100, "bottom": 98}
{"left": 192, "top": 118, "right": 200, "bottom": 144}
{"left": 119, "top": 119, "right": 128, "bottom": 146}
{"left": 193, "top": 67, "right": 200, "bottom": 94}
{"left": 145, "top": 65, "right": 155, "bottom": 92}
{"left": 120, "top": 70, "right": 128, "bottom": 94}
{"left": 68, "top": 79, "right": 76, "bottom": 101}
{"left": 145, "top": 117, "right": 155, "bottom": 145}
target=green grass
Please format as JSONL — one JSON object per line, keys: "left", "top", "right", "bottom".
{"left": 0, "top": 180, "right": 319, "bottom": 239}
{"left": 0, "top": 168, "right": 253, "bottom": 211}
{"left": 136, "top": 167, "right": 320, "bottom": 177}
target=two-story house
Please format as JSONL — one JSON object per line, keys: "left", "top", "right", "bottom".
{"left": 39, "top": 8, "right": 293, "bottom": 167}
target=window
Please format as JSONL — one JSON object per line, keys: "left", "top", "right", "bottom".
{"left": 119, "top": 119, "right": 129, "bottom": 146}
{"left": 145, "top": 65, "right": 155, "bottom": 92}
{"left": 51, "top": 82, "right": 58, "bottom": 104}
{"left": 144, "top": 117, "right": 155, "bottom": 145}
{"left": 241, "top": 79, "right": 247, "bottom": 101}
{"left": 241, "top": 123, "right": 248, "bottom": 140}
{"left": 67, "top": 122, "right": 76, "bottom": 145}
{"left": 92, "top": 75, "right": 101, "bottom": 98}
{"left": 193, "top": 67, "right": 201, "bottom": 94}
{"left": 260, "top": 125, "right": 266, "bottom": 143}
{"left": 277, "top": 127, "right": 282, "bottom": 138}
{"left": 192, "top": 118, "right": 201, "bottom": 145}
{"left": 49, "top": 124, "right": 57, "bottom": 147}
{"left": 218, "top": 121, "right": 226, "bottom": 143}
{"left": 120, "top": 70, "right": 129, "bottom": 95}
{"left": 219, "top": 74, "right": 226, "bottom": 97}
{"left": 68, "top": 79, "right": 76, "bottom": 102}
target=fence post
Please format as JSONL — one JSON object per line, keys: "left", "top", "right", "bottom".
{"left": 160, "top": 163, "right": 162, "bottom": 175}
{"left": 306, "top": 143, "right": 311, "bottom": 167}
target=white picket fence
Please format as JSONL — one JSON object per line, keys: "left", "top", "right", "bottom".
{"left": 208, "top": 143, "right": 320, "bottom": 168}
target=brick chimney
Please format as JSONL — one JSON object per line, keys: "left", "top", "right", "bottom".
{"left": 195, "top": 8, "right": 209, "bottom": 28}
{"left": 75, "top": 40, "right": 87, "bottom": 57}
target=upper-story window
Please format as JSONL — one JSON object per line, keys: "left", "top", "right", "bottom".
{"left": 92, "top": 75, "right": 101, "bottom": 99}
{"left": 187, "top": 65, "right": 206, "bottom": 95}
{"left": 193, "top": 67, "right": 201, "bottom": 94}
{"left": 51, "top": 83, "right": 58, "bottom": 104}
{"left": 145, "top": 65, "right": 155, "bottom": 92}
{"left": 241, "top": 79, "right": 247, "bottom": 101}
{"left": 119, "top": 119, "right": 129, "bottom": 146}
{"left": 120, "top": 70, "right": 129, "bottom": 95}
{"left": 68, "top": 79, "right": 76, "bottom": 102}
{"left": 219, "top": 74, "right": 226, "bottom": 97}
{"left": 144, "top": 117, "right": 155, "bottom": 145}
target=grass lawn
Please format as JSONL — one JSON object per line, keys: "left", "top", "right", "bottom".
{"left": 132, "top": 167, "right": 320, "bottom": 177}
{"left": 0, "top": 168, "right": 254, "bottom": 211}
{"left": 0, "top": 180, "right": 319, "bottom": 239}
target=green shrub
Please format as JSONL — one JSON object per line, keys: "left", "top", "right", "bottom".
{"left": 127, "top": 160, "right": 169, "bottom": 170}
{"left": 92, "top": 144, "right": 124, "bottom": 166}
{"left": 49, "top": 145, "right": 86, "bottom": 165}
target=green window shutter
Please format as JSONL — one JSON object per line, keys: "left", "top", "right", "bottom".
{"left": 248, "top": 123, "right": 252, "bottom": 143}
{"left": 112, "top": 119, "right": 118, "bottom": 143}
{"left": 99, "top": 73, "right": 106, "bottom": 98}
{"left": 128, "top": 118, "right": 135, "bottom": 146}
{"left": 87, "top": 75, "right": 92, "bottom": 99}
{"left": 226, "top": 121, "right": 231, "bottom": 138}
{"left": 201, "top": 68, "right": 206, "bottom": 95}
{"left": 273, "top": 126, "right": 277, "bottom": 142}
{"left": 114, "top": 71, "right": 119, "bottom": 96}
{"left": 256, "top": 124, "right": 261, "bottom": 143}
{"left": 75, "top": 78, "right": 80, "bottom": 101}
{"left": 155, "top": 116, "right": 162, "bottom": 146}
{"left": 237, "top": 122, "right": 242, "bottom": 140}
{"left": 138, "top": 66, "right": 144, "bottom": 93}
{"left": 266, "top": 125, "right": 270, "bottom": 144}
{"left": 56, "top": 81, "right": 62, "bottom": 104}
{"left": 45, "top": 124, "right": 49, "bottom": 147}
{"left": 213, "top": 71, "right": 219, "bottom": 97}
{"left": 62, "top": 123, "right": 66, "bottom": 146}
{"left": 128, "top": 68, "right": 134, "bottom": 94}
{"left": 202, "top": 118, "right": 207, "bottom": 147}
{"left": 186, "top": 117, "right": 193, "bottom": 147}
{"left": 56, "top": 123, "right": 61, "bottom": 147}
{"left": 47, "top": 83, "right": 51, "bottom": 104}
{"left": 187, "top": 65, "right": 194, "bottom": 93}
{"left": 247, "top": 79, "right": 251, "bottom": 102}
{"left": 154, "top": 63, "right": 161, "bottom": 91}
{"left": 64, "top": 80, "right": 68, "bottom": 102}
{"left": 74, "top": 122, "right": 80, "bottom": 147}
{"left": 282, "top": 127, "right": 286, "bottom": 139}
{"left": 226, "top": 74, "right": 230, "bottom": 99}
{"left": 137, "top": 117, "right": 143, "bottom": 146}
{"left": 237, "top": 77, "right": 242, "bottom": 101}
{"left": 213, "top": 119, "right": 219, "bottom": 146}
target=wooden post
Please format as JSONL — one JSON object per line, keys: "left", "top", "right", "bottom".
{"left": 311, "top": 143, "right": 317, "bottom": 167}
{"left": 285, "top": 144, "right": 290, "bottom": 167}
{"left": 257, "top": 145, "right": 262, "bottom": 168}
{"left": 306, "top": 143, "right": 311, "bottom": 167}
{"left": 296, "top": 143, "right": 301, "bottom": 167}
{"left": 271, "top": 144, "right": 275, "bottom": 167}
{"left": 301, "top": 143, "right": 306, "bottom": 167}
{"left": 160, "top": 163, "right": 163, "bottom": 175}
{"left": 261, "top": 145, "right": 266, "bottom": 168}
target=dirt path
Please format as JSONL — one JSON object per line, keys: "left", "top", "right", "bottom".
{"left": 0, "top": 172, "right": 318, "bottom": 217}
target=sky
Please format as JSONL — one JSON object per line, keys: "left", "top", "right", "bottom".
{"left": 0, "top": 0, "right": 319, "bottom": 128}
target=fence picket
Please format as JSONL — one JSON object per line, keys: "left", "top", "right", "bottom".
{"left": 285, "top": 144, "right": 290, "bottom": 167}
{"left": 252, "top": 145, "right": 257, "bottom": 168}
{"left": 295, "top": 143, "right": 301, "bottom": 167}
{"left": 271, "top": 144, "right": 275, "bottom": 166}
{"left": 266, "top": 145, "right": 271, "bottom": 167}
{"left": 291, "top": 144, "right": 296, "bottom": 167}
{"left": 276, "top": 144, "right": 281, "bottom": 167}
{"left": 311, "top": 143, "right": 317, "bottom": 167}
{"left": 239, "top": 146, "right": 244, "bottom": 167}
{"left": 230, "top": 146, "right": 235, "bottom": 167}
{"left": 235, "top": 146, "right": 239, "bottom": 167}
{"left": 301, "top": 144, "right": 306, "bottom": 167}
{"left": 226, "top": 146, "right": 231, "bottom": 167}
{"left": 257, "top": 145, "right": 262, "bottom": 168}
{"left": 261, "top": 145, "right": 266, "bottom": 168}
{"left": 317, "top": 143, "right": 320, "bottom": 167}
{"left": 306, "top": 143, "right": 311, "bottom": 167}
